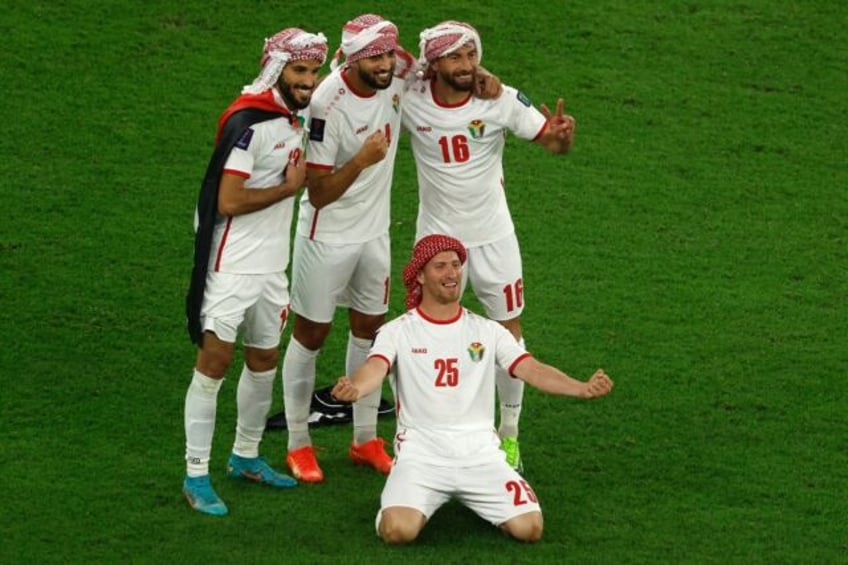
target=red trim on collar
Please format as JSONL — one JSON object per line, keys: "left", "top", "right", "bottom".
{"left": 415, "top": 306, "right": 463, "bottom": 325}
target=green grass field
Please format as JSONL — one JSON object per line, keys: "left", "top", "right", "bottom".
{"left": 1, "top": 1, "right": 845, "bottom": 563}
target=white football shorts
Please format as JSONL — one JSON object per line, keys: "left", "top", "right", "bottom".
{"left": 463, "top": 232, "right": 525, "bottom": 321}
{"left": 290, "top": 233, "right": 390, "bottom": 323}
{"left": 377, "top": 450, "right": 541, "bottom": 530}
{"left": 200, "top": 271, "right": 289, "bottom": 349}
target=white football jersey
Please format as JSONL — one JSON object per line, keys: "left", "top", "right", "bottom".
{"left": 370, "top": 307, "right": 530, "bottom": 434}
{"left": 298, "top": 68, "right": 405, "bottom": 243}
{"left": 402, "top": 82, "right": 547, "bottom": 247}
{"left": 209, "top": 89, "right": 307, "bottom": 274}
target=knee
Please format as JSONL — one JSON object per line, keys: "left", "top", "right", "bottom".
{"left": 378, "top": 513, "right": 422, "bottom": 545}
{"left": 502, "top": 512, "right": 543, "bottom": 543}
{"left": 245, "top": 347, "right": 279, "bottom": 372}
{"left": 349, "top": 312, "right": 385, "bottom": 340}
{"left": 196, "top": 334, "right": 234, "bottom": 378}
{"left": 293, "top": 316, "right": 331, "bottom": 351}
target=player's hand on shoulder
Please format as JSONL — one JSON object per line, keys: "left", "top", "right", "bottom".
{"left": 474, "top": 67, "right": 502, "bottom": 99}
{"left": 331, "top": 376, "right": 359, "bottom": 402}
{"left": 583, "top": 368, "right": 613, "bottom": 399}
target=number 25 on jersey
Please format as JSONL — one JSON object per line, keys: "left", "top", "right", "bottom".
{"left": 434, "top": 357, "right": 459, "bottom": 387}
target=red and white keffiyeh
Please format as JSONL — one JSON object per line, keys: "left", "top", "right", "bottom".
{"left": 242, "top": 27, "right": 328, "bottom": 94}
{"left": 330, "top": 14, "right": 399, "bottom": 71}
{"left": 417, "top": 21, "right": 482, "bottom": 77}
{"left": 403, "top": 234, "right": 467, "bottom": 310}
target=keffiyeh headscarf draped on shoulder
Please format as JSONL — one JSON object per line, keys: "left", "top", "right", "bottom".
{"left": 402, "top": 234, "right": 467, "bottom": 310}
{"left": 330, "top": 14, "right": 399, "bottom": 71}
{"left": 242, "top": 27, "right": 328, "bottom": 94}
{"left": 417, "top": 21, "right": 482, "bottom": 78}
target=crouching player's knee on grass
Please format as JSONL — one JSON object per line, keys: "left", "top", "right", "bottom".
{"left": 377, "top": 507, "right": 427, "bottom": 545}
{"left": 500, "top": 511, "right": 544, "bottom": 543}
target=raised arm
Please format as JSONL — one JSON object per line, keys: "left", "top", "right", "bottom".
{"left": 512, "top": 358, "right": 613, "bottom": 399}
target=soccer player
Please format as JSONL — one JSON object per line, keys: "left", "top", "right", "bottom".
{"left": 331, "top": 234, "right": 613, "bottom": 544}
{"left": 182, "top": 28, "right": 328, "bottom": 516}
{"left": 401, "top": 21, "right": 577, "bottom": 471}
{"left": 280, "top": 14, "right": 413, "bottom": 483}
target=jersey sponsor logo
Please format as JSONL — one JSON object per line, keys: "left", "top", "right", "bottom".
{"left": 235, "top": 127, "right": 254, "bottom": 149}
{"left": 309, "top": 118, "right": 326, "bottom": 142}
{"left": 355, "top": 124, "right": 369, "bottom": 135}
{"left": 274, "top": 140, "right": 287, "bottom": 150}
{"left": 467, "top": 119, "right": 486, "bottom": 139}
{"left": 467, "top": 342, "right": 485, "bottom": 362}
{"left": 416, "top": 125, "right": 432, "bottom": 132}
{"left": 411, "top": 347, "right": 428, "bottom": 354}
{"left": 516, "top": 90, "right": 532, "bottom": 107}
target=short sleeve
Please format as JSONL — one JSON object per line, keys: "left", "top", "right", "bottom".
{"left": 368, "top": 322, "right": 398, "bottom": 370}
{"left": 222, "top": 126, "right": 259, "bottom": 177}
{"left": 501, "top": 86, "right": 547, "bottom": 142}
{"left": 305, "top": 99, "right": 339, "bottom": 169}
{"left": 493, "top": 321, "right": 531, "bottom": 374}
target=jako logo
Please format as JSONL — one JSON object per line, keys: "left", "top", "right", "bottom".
{"left": 356, "top": 125, "right": 369, "bottom": 134}
{"left": 417, "top": 126, "right": 432, "bottom": 132}
{"left": 411, "top": 347, "right": 428, "bottom": 354}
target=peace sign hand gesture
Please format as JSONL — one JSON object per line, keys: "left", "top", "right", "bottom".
{"left": 539, "top": 98, "right": 575, "bottom": 153}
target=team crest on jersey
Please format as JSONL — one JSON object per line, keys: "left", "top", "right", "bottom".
{"left": 467, "top": 119, "right": 486, "bottom": 139}
{"left": 392, "top": 93, "right": 400, "bottom": 113}
{"left": 467, "top": 342, "right": 485, "bottom": 362}
{"left": 235, "top": 127, "right": 254, "bottom": 149}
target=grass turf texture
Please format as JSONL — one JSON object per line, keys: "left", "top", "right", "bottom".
{"left": 1, "top": 0, "right": 845, "bottom": 562}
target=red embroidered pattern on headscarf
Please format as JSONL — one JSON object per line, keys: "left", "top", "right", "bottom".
{"left": 260, "top": 28, "right": 329, "bottom": 67}
{"left": 243, "top": 27, "right": 328, "bottom": 95}
{"left": 402, "top": 234, "right": 467, "bottom": 310}
{"left": 331, "top": 14, "right": 399, "bottom": 70}
{"left": 417, "top": 21, "right": 482, "bottom": 78}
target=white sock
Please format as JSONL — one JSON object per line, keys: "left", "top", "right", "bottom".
{"left": 497, "top": 337, "right": 525, "bottom": 439}
{"left": 282, "top": 337, "right": 318, "bottom": 450}
{"left": 185, "top": 369, "right": 224, "bottom": 477}
{"left": 348, "top": 333, "right": 378, "bottom": 445}
{"left": 233, "top": 365, "right": 276, "bottom": 459}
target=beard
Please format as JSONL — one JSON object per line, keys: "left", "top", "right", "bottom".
{"left": 440, "top": 69, "right": 475, "bottom": 92}
{"left": 277, "top": 77, "right": 312, "bottom": 110}
{"left": 357, "top": 64, "right": 395, "bottom": 90}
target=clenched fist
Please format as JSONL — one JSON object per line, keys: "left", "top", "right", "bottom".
{"left": 331, "top": 376, "right": 360, "bottom": 402}
{"left": 354, "top": 131, "right": 389, "bottom": 168}
{"left": 582, "top": 369, "right": 614, "bottom": 399}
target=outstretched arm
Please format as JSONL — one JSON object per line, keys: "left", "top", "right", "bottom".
{"left": 534, "top": 98, "right": 576, "bottom": 154}
{"left": 512, "top": 359, "right": 613, "bottom": 398}
{"left": 331, "top": 356, "right": 391, "bottom": 402}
